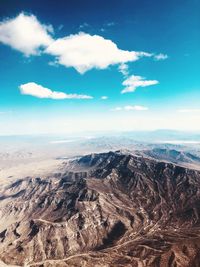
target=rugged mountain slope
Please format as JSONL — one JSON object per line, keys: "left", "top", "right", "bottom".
{"left": 142, "top": 148, "right": 200, "bottom": 169}
{"left": 0, "top": 151, "right": 200, "bottom": 266}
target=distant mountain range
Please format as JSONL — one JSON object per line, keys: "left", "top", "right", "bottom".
{"left": 141, "top": 148, "right": 200, "bottom": 170}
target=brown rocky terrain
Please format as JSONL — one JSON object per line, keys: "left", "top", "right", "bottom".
{"left": 1, "top": 151, "right": 200, "bottom": 266}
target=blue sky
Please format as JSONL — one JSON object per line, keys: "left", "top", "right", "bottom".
{"left": 0, "top": 0, "right": 199, "bottom": 135}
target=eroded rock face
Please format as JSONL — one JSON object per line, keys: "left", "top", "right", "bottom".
{"left": 1, "top": 151, "right": 200, "bottom": 267}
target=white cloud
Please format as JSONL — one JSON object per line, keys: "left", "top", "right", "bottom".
{"left": 178, "top": 109, "right": 200, "bottom": 113}
{"left": 118, "top": 63, "right": 129, "bottom": 77}
{"left": 19, "top": 82, "right": 93, "bottom": 99}
{"left": 112, "top": 105, "right": 148, "bottom": 111}
{"left": 101, "top": 96, "right": 108, "bottom": 100}
{"left": 46, "top": 32, "right": 152, "bottom": 74}
{"left": 0, "top": 12, "right": 53, "bottom": 56}
{"left": 154, "top": 53, "right": 168, "bottom": 61}
{"left": 0, "top": 12, "right": 167, "bottom": 81}
{"left": 0, "top": 13, "right": 166, "bottom": 74}
{"left": 121, "top": 75, "right": 159, "bottom": 94}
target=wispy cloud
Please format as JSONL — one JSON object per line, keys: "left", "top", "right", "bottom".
{"left": 19, "top": 82, "right": 93, "bottom": 99}
{"left": 154, "top": 53, "right": 168, "bottom": 61}
{"left": 121, "top": 75, "right": 159, "bottom": 93}
{"left": 178, "top": 108, "right": 200, "bottom": 113}
{"left": 100, "top": 22, "right": 116, "bottom": 32}
{"left": 58, "top": 24, "right": 64, "bottom": 31}
{"left": 79, "top": 22, "right": 90, "bottom": 29}
{"left": 106, "top": 22, "right": 115, "bottom": 27}
{"left": 118, "top": 63, "right": 129, "bottom": 77}
{"left": 0, "top": 12, "right": 53, "bottom": 56}
{"left": 101, "top": 96, "right": 108, "bottom": 100}
{"left": 48, "top": 61, "right": 59, "bottom": 67}
{"left": 112, "top": 105, "right": 149, "bottom": 111}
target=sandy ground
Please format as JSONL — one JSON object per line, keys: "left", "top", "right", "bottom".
{"left": 0, "top": 158, "right": 66, "bottom": 186}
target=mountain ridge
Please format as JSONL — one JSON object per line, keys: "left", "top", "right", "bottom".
{"left": 0, "top": 151, "right": 200, "bottom": 266}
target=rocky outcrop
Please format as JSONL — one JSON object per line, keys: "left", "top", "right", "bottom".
{"left": 1, "top": 151, "right": 200, "bottom": 266}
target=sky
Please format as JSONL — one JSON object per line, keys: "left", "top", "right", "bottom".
{"left": 0, "top": 0, "right": 199, "bottom": 135}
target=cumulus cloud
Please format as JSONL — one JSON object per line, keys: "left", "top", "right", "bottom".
{"left": 121, "top": 75, "right": 159, "bottom": 94}
{"left": 0, "top": 12, "right": 53, "bottom": 56}
{"left": 112, "top": 105, "right": 148, "bottom": 111}
{"left": 19, "top": 82, "right": 93, "bottom": 99}
{"left": 0, "top": 12, "right": 167, "bottom": 78}
{"left": 46, "top": 32, "right": 152, "bottom": 74}
{"left": 178, "top": 109, "right": 200, "bottom": 113}
{"left": 101, "top": 96, "right": 108, "bottom": 100}
{"left": 154, "top": 53, "right": 168, "bottom": 61}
